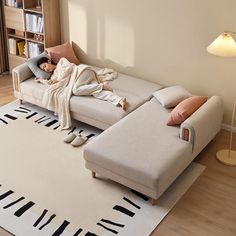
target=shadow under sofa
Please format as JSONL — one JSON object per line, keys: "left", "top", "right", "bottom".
{"left": 12, "top": 63, "right": 224, "bottom": 205}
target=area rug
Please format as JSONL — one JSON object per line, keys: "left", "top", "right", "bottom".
{"left": 0, "top": 101, "right": 205, "bottom": 236}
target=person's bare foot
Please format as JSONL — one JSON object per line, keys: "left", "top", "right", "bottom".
{"left": 120, "top": 98, "right": 127, "bottom": 111}
{"left": 103, "top": 82, "right": 113, "bottom": 91}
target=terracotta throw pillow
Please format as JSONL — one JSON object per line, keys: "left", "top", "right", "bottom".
{"left": 167, "top": 96, "right": 208, "bottom": 126}
{"left": 46, "top": 42, "right": 80, "bottom": 64}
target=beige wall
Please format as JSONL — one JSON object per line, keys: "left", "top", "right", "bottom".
{"left": 60, "top": 0, "right": 236, "bottom": 125}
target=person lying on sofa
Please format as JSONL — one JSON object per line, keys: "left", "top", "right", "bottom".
{"left": 36, "top": 57, "right": 127, "bottom": 111}
{"left": 36, "top": 57, "right": 127, "bottom": 129}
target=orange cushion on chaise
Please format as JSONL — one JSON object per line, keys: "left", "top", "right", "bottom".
{"left": 167, "top": 96, "right": 208, "bottom": 126}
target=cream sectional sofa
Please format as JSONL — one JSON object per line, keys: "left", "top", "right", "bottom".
{"left": 12, "top": 63, "right": 224, "bottom": 205}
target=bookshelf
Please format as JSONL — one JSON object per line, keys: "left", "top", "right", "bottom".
{"left": 4, "top": 0, "right": 61, "bottom": 72}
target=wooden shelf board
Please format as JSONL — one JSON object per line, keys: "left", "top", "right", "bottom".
{"left": 26, "top": 30, "right": 44, "bottom": 36}
{"left": 26, "top": 38, "right": 44, "bottom": 45}
{"left": 24, "top": 7, "right": 42, "bottom": 14}
{"left": 8, "top": 34, "right": 25, "bottom": 40}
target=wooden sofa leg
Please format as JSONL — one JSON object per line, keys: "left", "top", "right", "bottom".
{"left": 19, "top": 99, "right": 23, "bottom": 105}
{"left": 150, "top": 198, "right": 157, "bottom": 206}
{"left": 92, "top": 171, "right": 96, "bottom": 178}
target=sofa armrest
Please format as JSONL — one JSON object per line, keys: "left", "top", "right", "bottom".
{"left": 12, "top": 63, "right": 34, "bottom": 92}
{"left": 180, "top": 96, "right": 223, "bottom": 155}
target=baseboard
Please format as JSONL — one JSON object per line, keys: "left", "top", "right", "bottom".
{"left": 221, "top": 123, "right": 236, "bottom": 133}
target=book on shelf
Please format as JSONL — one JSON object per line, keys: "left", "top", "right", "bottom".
{"left": 25, "top": 13, "right": 44, "bottom": 34}
{"left": 28, "top": 42, "right": 44, "bottom": 58}
{"left": 8, "top": 38, "right": 19, "bottom": 55}
{"left": 8, "top": 38, "right": 25, "bottom": 56}
{"left": 17, "top": 41, "right": 25, "bottom": 56}
{"left": 5, "top": 0, "right": 23, "bottom": 8}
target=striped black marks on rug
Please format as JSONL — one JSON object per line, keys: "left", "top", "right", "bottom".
{"left": 52, "top": 220, "right": 70, "bottom": 236}
{"left": 38, "top": 214, "right": 56, "bottom": 230}
{"left": 26, "top": 112, "right": 38, "bottom": 119}
{"left": 97, "top": 222, "right": 118, "bottom": 234}
{"left": 73, "top": 228, "right": 83, "bottom": 235}
{"left": 14, "top": 201, "right": 35, "bottom": 217}
{"left": 0, "top": 118, "right": 8, "bottom": 124}
{"left": 85, "top": 232, "right": 98, "bottom": 236}
{"left": 3, "top": 197, "right": 25, "bottom": 209}
{"left": 96, "top": 218, "right": 125, "bottom": 235}
{"left": 19, "top": 106, "right": 31, "bottom": 112}
{"left": 86, "top": 133, "right": 96, "bottom": 139}
{"left": 113, "top": 205, "right": 135, "bottom": 217}
{"left": 0, "top": 190, "right": 14, "bottom": 200}
{"left": 100, "top": 219, "right": 125, "bottom": 228}
{"left": 35, "top": 116, "right": 46, "bottom": 123}
{"left": 131, "top": 189, "right": 149, "bottom": 201}
{"left": 14, "top": 109, "right": 28, "bottom": 114}
{"left": 33, "top": 209, "right": 48, "bottom": 227}
{"left": 45, "top": 119, "right": 58, "bottom": 127}
{"left": 68, "top": 126, "right": 76, "bottom": 135}
{"left": 4, "top": 114, "right": 17, "bottom": 120}
{"left": 123, "top": 197, "right": 141, "bottom": 209}
{"left": 38, "top": 117, "right": 50, "bottom": 124}
{"left": 53, "top": 125, "right": 60, "bottom": 130}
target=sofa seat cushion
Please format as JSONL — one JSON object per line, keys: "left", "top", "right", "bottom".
{"left": 84, "top": 98, "right": 192, "bottom": 196}
{"left": 20, "top": 68, "right": 162, "bottom": 128}
{"left": 20, "top": 77, "right": 46, "bottom": 101}
{"left": 70, "top": 90, "right": 146, "bottom": 126}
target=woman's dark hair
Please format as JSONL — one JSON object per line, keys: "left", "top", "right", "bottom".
{"left": 37, "top": 57, "right": 50, "bottom": 68}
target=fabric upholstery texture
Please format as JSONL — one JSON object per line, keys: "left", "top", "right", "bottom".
{"left": 25, "top": 52, "right": 52, "bottom": 80}
{"left": 153, "top": 85, "right": 192, "bottom": 108}
{"left": 84, "top": 98, "right": 192, "bottom": 198}
{"left": 46, "top": 42, "right": 80, "bottom": 65}
{"left": 167, "top": 96, "right": 208, "bottom": 125}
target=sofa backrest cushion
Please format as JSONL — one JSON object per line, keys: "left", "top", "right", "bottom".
{"left": 167, "top": 96, "right": 208, "bottom": 126}
{"left": 153, "top": 85, "right": 192, "bottom": 108}
{"left": 46, "top": 42, "right": 80, "bottom": 65}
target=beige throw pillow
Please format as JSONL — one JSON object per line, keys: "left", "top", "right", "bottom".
{"left": 153, "top": 85, "right": 192, "bottom": 108}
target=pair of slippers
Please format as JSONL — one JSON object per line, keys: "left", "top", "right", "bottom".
{"left": 64, "top": 130, "right": 95, "bottom": 147}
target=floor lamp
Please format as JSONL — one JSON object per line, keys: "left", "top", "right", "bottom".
{"left": 207, "top": 31, "right": 236, "bottom": 166}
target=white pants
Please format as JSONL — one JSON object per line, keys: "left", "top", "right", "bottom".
{"left": 73, "top": 83, "right": 122, "bottom": 106}
{"left": 72, "top": 70, "right": 123, "bottom": 106}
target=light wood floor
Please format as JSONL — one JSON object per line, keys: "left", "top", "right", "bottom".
{"left": 0, "top": 75, "right": 236, "bottom": 236}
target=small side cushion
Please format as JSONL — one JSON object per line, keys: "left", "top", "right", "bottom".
{"left": 153, "top": 85, "right": 192, "bottom": 108}
{"left": 26, "top": 52, "right": 52, "bottom": 80}
{"left": 46, "top": 42, "right": 80, "bottom": 65}
{"left": 167, "top": 96, "right": 208, "bottom": 126}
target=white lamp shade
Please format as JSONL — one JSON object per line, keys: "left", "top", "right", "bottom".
{"left": 207, "top": 33, "right": 236, "bottom": 57}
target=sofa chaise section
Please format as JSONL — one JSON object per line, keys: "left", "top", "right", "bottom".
{"left": 84, "top": 96, "right": 223, "bottom": 204}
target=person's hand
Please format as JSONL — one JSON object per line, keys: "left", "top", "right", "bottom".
{"left": 102, "top": 82, "right": 113, "bottom": 91}
{"left": 47, "top": 79, "right": 55, "bottom": 85}
{"left": 34, "top": 77, "right": 40, "bottom": 83}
